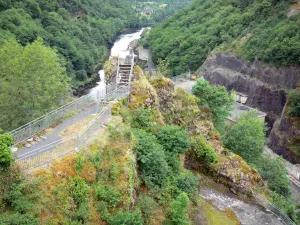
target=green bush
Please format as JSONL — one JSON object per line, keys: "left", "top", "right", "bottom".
{"left": 177, "top": 173, "right": 199, "bottom": 195}
{"left": 134, "top": 130, "right": 169, "bottom": 188}
{"left": 0, "top": 129, "right": 13, "bottom": 168}
{"left": 192, "top": 79, "right": 233, "bottom": 133}
{"left": 71, "top": 176, "right": 91, "bottom": 223}
{"left": 130, "top": 108, "right": 158, "bottom": 133}
{"left": 137, "top": 193, "right": 157, "bottom": 224}
{"left": 271, "top": 192, "right": 298, "bottom": 223}
{"left": 94, "top": 184, "right": 121, "bottom": 208}
{"left": 223, "top": 111, "right": 265, "bottom": 163}
{"left": 170, "top": 192, "right": 190, "bottom": 225}
{"left": 254, "top": 156, "right": 290, "bottom": 197}
{"left": 110, "top": 211, "right": 143, "bottom": 225}
{"left": 156, "top": 125, "right": 191, "bottom": 154}
{"left": 191, "top": 136, "right": 218, "bottom": 167}
{"left": 288, "top": 89, "right": 300, "bottom": 117}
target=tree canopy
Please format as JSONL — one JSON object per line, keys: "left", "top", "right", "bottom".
{"left": 0, "top": 0, "right": 140, "bottom": 86}
{"left": 0, "top": 39, "right": 70, "bottom": 131}
{"left": 223, "top": 111, "right": 265, "bottom": 163}
{"left": 192, "top": 79, "right": 233, "bottom": 132}
{"left": 144, "top": 0, "right": 300, "bottom": 75}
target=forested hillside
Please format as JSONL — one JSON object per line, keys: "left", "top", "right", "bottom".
{"left": 0, "top": 0, "right": 139, "bottom": 86}
{"left": 131, "top": 0, "right": 193, "bottom": 25}
{"left": 143, "top": 0, "right": 300, "bottom": 75}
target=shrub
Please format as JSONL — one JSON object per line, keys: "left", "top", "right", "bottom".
{"left": 137, "top": 194, "right": 157, "bottom": 224}
{"left": 170, "top": 192, "right": 190, "bottom": 225}
{"left": 71, "top": 176, "right": 91, "bottom": 222}
{"left": 108, "top": 123, "right": 132, "bottom": 141}
{"left": 223, "top": 111, "right": 265, "bottom": 163}
{"left": 94, "top": 184, "right": 121, "bottom": 207}
{"left": 134, "top": 130, "right": 169, "bottom": 188}
{"left": 177, "top": 173, "right": 199, "bottom": 195}
{"left": 0, "top": 129, "right": 13, "bottom": 168}
{"left": 288, "top": 89, "right": 300, "bottom": 117}
{"left": 156, "top": 125, "right": 191, "bottom": 154}
{"left": 192, "top": 79, "right": 233, "bottom": 133}
{"left": 254, "top": 156, "right": 290, "bottom": 197}
{"left": 191, "top": 136, "right": 218, "bottom": 167}
{"left": 131, "top": 108, "right": 158, "bottom": 133}
{"left": 271, "top": 192, "right": 298, "bottom": 223}
{"left": 110, "top": 211, "right": 143, "bottom": 225}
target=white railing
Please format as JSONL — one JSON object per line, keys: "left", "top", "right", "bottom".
{"left": 15, "top": 84, "right": 130, "bottom": 170}
{"left": 9, "top": 88, "right": 106, "bottom": 145}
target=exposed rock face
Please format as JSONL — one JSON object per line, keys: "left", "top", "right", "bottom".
{"left": 269, "top": 105, "right": 300, "bottom": 163}
{"left": 202, "top": 54, "right": 300, "bottom": 117}
{"left": 201, "top": 53, "right": 300, "bottom": 163}
{"left": 150, "top": 76, "right": 265, "bottom": 195}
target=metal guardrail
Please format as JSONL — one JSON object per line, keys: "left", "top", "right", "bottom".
{"left": 252, "top": 191, "right": 296, "bottom": 225}
{"left": 15, "top": 84, "right": 130, "bottom": 170}
{"left": 9, "top": 82, "right": 125, "bottom": 146}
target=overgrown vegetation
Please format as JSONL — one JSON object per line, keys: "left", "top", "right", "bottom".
{"left": 192, "top": 79, "right": 234, "bottom": 133}
{"left": 0, "top": 0, "right": 139, "bottom": 86}
{"left": 288, "top": 88, "right": 300, "bottom": 117}
{"left": 144, "top": 0, "right": 300, "bottom": 75}
{"left": 0, "top": 39, "right": 70, "bottom": 131}
{"left": 131, "top": 0, "right": 193, "bottom": 26}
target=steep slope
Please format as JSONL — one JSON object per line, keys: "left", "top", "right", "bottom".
{"left": 145, "top": 0, "right": 300, "bottom": 75}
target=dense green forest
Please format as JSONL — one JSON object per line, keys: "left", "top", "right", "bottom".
{"left": 142, "top": 0, "right": 300, "bottom": 75}
{"left": 0, "top": 0, "right": 139, "bottom": 86}
{"left": 131, "top": 0, "right": 193, "bottom": 25}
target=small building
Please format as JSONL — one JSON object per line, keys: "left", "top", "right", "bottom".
{"left": 227, "top": 102, "right": 267, "bottom": 125}
{"left": 232, "top": 92, "right": 248, "bottom": 104}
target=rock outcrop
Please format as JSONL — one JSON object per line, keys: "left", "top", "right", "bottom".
{"left": 269, "top": 105, "right": 300, "bottom": 163}
{"left": 150, "top": 75, "right": 265, "bottom": 196}
{"left": 201, "top": 53, "right": 300, "bottom": 163}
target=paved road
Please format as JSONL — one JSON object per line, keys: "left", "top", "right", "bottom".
{"left": 15, "top": 87, "right": 129, "bottom": 160}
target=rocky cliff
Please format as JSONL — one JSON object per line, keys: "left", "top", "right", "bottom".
{"left": 201, "top": 53, "right": 300, "bottom": 163}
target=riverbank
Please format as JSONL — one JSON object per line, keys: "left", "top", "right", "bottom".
{"left": 73, "top": 28, "right": 145, "bottom": 97}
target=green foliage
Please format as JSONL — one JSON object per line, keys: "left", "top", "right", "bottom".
{"left": 0, "top": 39, "right": 70, "bottom": 131}
{"left": 145, "top": 0, "right": 299, "bottom": 74}
{"left": 130, "top": 108, "right": 158, "bottom": 133}
{"left": 192, "top": 79, "right": 233, "bottom": 132}
{"left": 0, "top": 0, "right": 140, "bottom": 86}
{"left": 71, "top": 176, "right": 91, "bottom": 223}
{"left": 288, "top": 89, "right": 300, "bottom": 117}
{"left": 254, "top": 155, "right": 290, "bottom": 197}
{"left": 0, "top": 169, "right": 41, "bottom": 225}
{"left": 108, "top": 123, "right": 133, "bottom": 141}
{"left": 169, "top": 192, "right": 190, "bottom": 225}
{"left": 134, "top": 130, "right": 169, "bottom": 188}
{"left": 177, "top": 173, "right": 199, "bottom": 195}
{"left": 157, "top": 58, "right": 172, "bottom": 77}
{"left": 0, "top": 129, "right": 13, "bottom": 168}
{"left": 110, "top": 211, "right": 143, "bottom": 225}
{"left": 156, "top": 125, "right": 191, "bottom": 154}
{"left": 94, "top": 183, "right": 121, "bottom": 207}
{"left": 137, "top": 193, "right": 157, "bottom": 224}
{"left": 271, "top": 192, "right": 298, "bottom": 223}
{"left": 131, "top": 0, "right": 193, "bottom": 26}
{"left": 191, "top": 136, "right": 218, "bottom": 167}
{"left": 223, "top": 111, "right": 265, "bottom": 163}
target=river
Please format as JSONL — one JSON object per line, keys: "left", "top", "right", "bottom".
{"left": 89, "top": 28, "right": 145, "bottom": 96}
